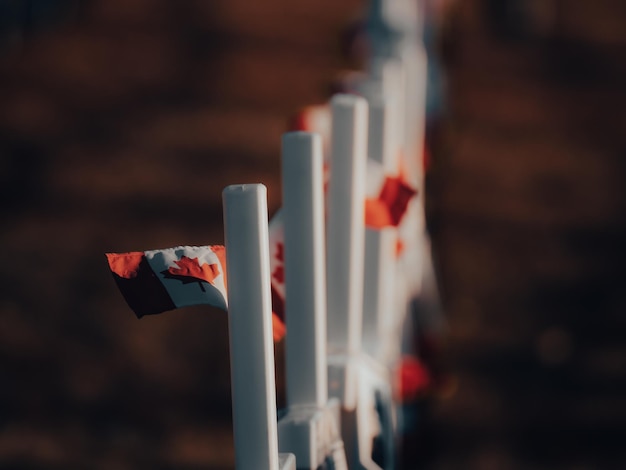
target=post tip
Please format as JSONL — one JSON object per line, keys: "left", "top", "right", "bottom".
{"left": 222, "top": 183, "right": 266, "bottom": 197}
{"left": 330, "top": 93, "right": 367, "bottom": 110}
{"left": 283, "top": 130, "right": 313, "bottom": 139}
{"left": 282, "top": 131, "right": 321, "bottom": 145}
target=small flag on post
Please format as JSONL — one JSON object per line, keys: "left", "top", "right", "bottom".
{"left": 106, "top": 245, "right": 286, "bottom": 341}
{"left": 106, "top": 246, "right": 228, "bottom": 315}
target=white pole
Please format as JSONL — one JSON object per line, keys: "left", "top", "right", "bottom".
{"left": 362, "top": 97, "right": 399, "bottom": 360}
{"left": 223, "top": 184, "right": 279, "bottom": 470}
{"left": 401, "top": 41, "right": 427, "bottom": 195}
{"left": 395, "top": 41, "right": 428, "bottom": 302}
{"left": 282, "top": 131, "right": 328, "bottom": 408}
{"left": 326, "top": 94, "right": 368, "bottom": 410}
{"left": 278, "top": 133, "right": 348, "bottom": 468}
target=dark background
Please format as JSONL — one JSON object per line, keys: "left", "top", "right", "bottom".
{"left": 1, "top": 0, "right": 626, "bottom": 468}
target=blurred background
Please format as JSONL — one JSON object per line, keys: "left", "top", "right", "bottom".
{"left": 1, "top": 0, "right": 626, "bottom": 468}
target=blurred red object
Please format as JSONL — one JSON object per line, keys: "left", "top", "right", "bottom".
{"left": 396, "top": 355, "right": 432, "bottom": 402}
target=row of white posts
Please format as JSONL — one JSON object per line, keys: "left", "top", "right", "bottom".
{"left": 101, "top": 0, "right": 438, "bottom": 467}
{"left": 222, "top": 99, "right": 412, "bottom": 470}
{"left": 221, "top": 0, "right": 432, "bottom": 468}
{"left": 222, "top": 98, "right": 360, "bottom": 470}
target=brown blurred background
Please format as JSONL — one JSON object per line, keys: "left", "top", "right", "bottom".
{"left": 1, "top": 0, "right": 626, "bottom": 468}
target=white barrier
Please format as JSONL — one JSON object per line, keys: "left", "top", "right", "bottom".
{"left": 326, "top": 94, "right": 369, "bottom": 412}
{"left": 277, "top": 132, "right": 348, "bottom": 470}
{"left": 223, "top": 184, "right": 295, "bottom": 470}
{"left": 362, "top": 96, "right": 400, "bottom": 363}
{"left": 281, "top": 132, "right": 328, "bottom": 409}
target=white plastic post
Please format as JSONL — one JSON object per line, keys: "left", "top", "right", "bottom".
{"left": 400, "top": 42, "right": 428, "bottom": 196}
{"left": 222, "top": 184, "right": 280, "bottom": 470}
{"left": 278, "top": 133, "right": 348, "bottom": 470}
{"left": 282, "top": 132, "right": 328, "bottom": 408}
{"left": 394, "top": 42, "right": 428, "bottom": 305}
{"left": 362, "top": 97, "right": 399, "bottom": 361}
{"left": 326, "top": 94, "right": 368, "bottom": 410}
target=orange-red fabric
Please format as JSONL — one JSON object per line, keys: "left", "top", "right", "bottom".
{"left": 365, "top": 198, "right": 392, "bottom": 228}
{"left": 271, "top": 284, "right": 286, "bottom": 342}
{"left": 272, "top": 313, "right": 286, "bottom": 342}
{"left": 365, "top": 176, "right": 417, "bottom": 228}
{"left": 162, "top": 256, "right": 220, "bottom": 285}
{"left": 379, "top": 177, "right": 417, "bottom": 226}
{"left": 212, "top": 245, "right": 227, "bottom": 290}
{"left": 106, "top": 252, "right": 144, "bottom": 279}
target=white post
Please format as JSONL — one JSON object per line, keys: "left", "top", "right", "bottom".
{"left": 282, "top": 131, "right": 328, "bottom": 408}
{"left": 222, "top": 184, "right": 280, "bottom": 470}
{"left": 393, "top": 42, "right": 428, "bottom": 306}
{"left": 400, "top": 41, "right": 428, "bottom": 199}
{"left": 278, "top": 132, "right": 348, "bottom": 470}
{"left": 362, "top": 97, "right": 399, "bottom": 361}
{"left": 326, "top": 93, "right": 368, "bottom": 410}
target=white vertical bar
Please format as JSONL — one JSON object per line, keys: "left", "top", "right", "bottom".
{"left": 282, "top": 131, "right": 328, "bottom": 408}
{"left": 397, "top": 43, "right": 428, "bottom": 299}
{"left": 401, "top": 42, "right": 428, "bottom": 196}
{"left": 326, "top": 94, "right": 368, "bottom": 407}
{"left": 223, "top": 184, "right": 279, "bottom": 470}
{"left": 367, "top": 96, "right": 397, "bottom": 172}
{"left": 362, "top": 98, "right": 399, "bottom": 359}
